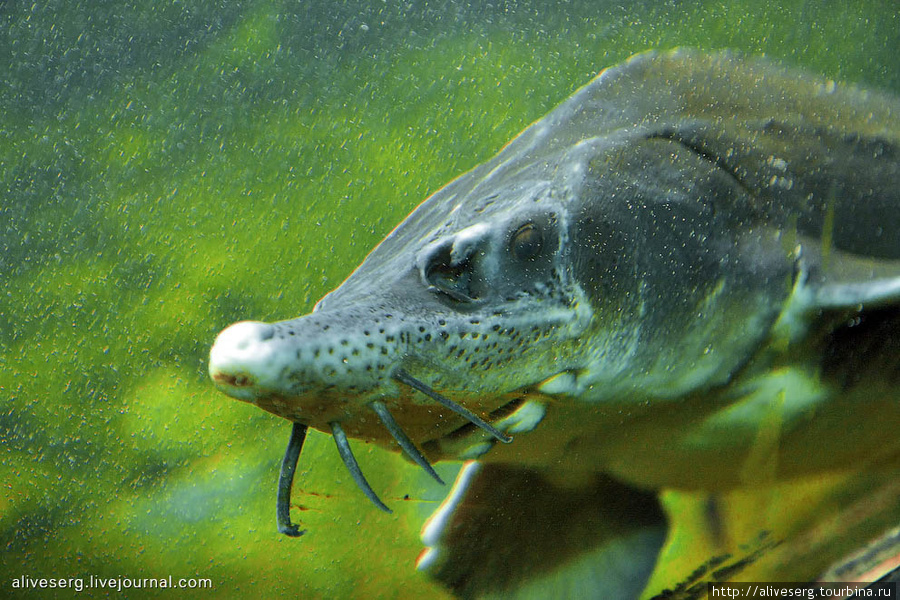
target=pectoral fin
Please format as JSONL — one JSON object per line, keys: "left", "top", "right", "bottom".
{"left": 798, "top": 240, "right": 900, "bottom": 310}
{"left": 418, "top": 461, "right": 667, "bottom": 599}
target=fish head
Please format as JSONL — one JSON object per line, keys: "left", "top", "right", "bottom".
{"left": 208, "top": 62, "right": 803, "bottom": 459}
{"left": 208, "top": 169, "right": 600, "bottom": 449}
{"left": 208, "top": 132, "right": 793, "bottom": 460}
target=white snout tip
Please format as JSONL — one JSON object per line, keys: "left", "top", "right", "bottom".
{"left": 209, "top": 321, "right": 278, "bottom": 399}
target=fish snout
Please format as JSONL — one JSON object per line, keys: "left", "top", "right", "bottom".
{"left": 209, "top": 309, "right": 410, "bottom": 406}
{"left": 209, "top": 313, "right": 518, "bottom": 522}
{"left": 209, "top": 320, "right": 280, "bottom": 401}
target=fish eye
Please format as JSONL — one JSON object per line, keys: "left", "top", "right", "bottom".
{"left": 509, "top": 222, "right": 542, "bottom": 261}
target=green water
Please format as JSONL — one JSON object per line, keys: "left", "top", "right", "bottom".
{"left": 2, "top": 1, "right": 898, "bottom": 597}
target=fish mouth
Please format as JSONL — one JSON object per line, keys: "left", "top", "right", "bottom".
{"left": 276, "top": 368, "right": 515, "bottom": 537}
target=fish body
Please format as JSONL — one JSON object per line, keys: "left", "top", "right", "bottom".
{"left": 209, "top": 50, "right": 900, "bottom": 597}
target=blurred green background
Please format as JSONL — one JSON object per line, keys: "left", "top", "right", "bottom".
{"left": 2, "top": 1, "right": 898, "bottom": 597}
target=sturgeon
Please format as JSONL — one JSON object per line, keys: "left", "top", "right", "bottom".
{"left": 209, "top": 50, "right": 900, "bottom": 598}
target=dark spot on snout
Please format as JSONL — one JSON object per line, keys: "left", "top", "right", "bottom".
{"left": 214, "top": 373, "right": 253, "bottom": 387}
